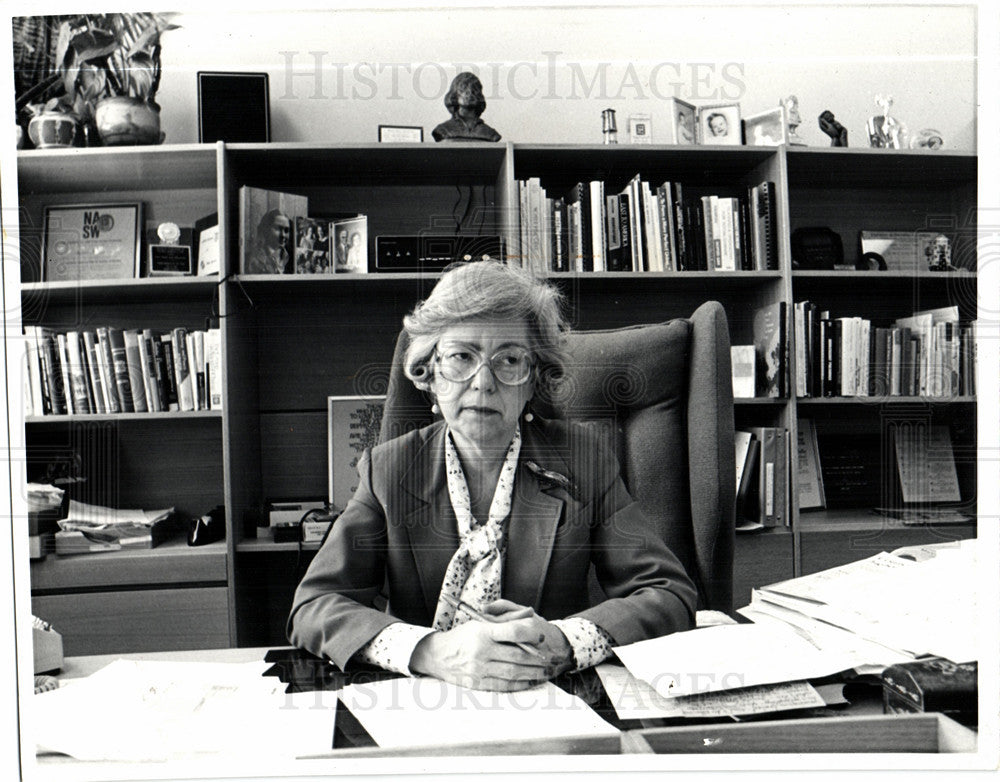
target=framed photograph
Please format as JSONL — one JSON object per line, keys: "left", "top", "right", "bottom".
{"left": 627, "top": 114, "right": 652, "bottom": 145}
{"left": 328, "top": 395, "right": 385, "bottom": 510}
{"left": 378, "top": 125, "right": 424, "bottom": 143}
{"left": 42, "top": 203, "right": 143, "bottom": 282}
{"left": 194, "top": 213, "right": 220, "bottom": 276}
{"left": 239, "top": 185, "right": 308, "bottom": 274}
{"left": 697, "top": 103, "right": 742, "bottom": 146}
{"left": 664, "top": 98, "right": 697, "bottom": 145}
{"left": 332, "top": 215, "right": 369, "bottom": 273}
{"left": 294, "top": 217, "right": 332, "bottom": 274}
{"left": 743, "top": 107, "right": 788, "bottom": 147}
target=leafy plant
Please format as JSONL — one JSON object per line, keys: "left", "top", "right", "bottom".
{"left": 14, "top": 13, "right": 179, "bottom": 123}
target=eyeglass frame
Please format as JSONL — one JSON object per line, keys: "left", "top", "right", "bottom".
{"left": 432, "top": 345, "right": 535, "bottom": 386}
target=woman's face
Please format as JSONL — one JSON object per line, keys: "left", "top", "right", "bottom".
{"left": 431, "top": 318, "right": 534, "bottom": 453}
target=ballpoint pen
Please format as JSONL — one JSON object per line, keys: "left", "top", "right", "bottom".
{"left": 440, "top": 594, "right": 549, "bottom": 661}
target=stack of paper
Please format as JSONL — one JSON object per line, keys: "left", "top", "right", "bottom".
{"left": 55, "top": 500, "right": 176, "bottom": 553}
{"left": 32, "top": 659, "right": 334, "bottom": 761}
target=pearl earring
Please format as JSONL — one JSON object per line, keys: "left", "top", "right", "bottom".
{"left": 431, "top": 403, "right": 440, "bottom": 415}
{"left": 524, "top": 410, "right": 534, "bottom": 422}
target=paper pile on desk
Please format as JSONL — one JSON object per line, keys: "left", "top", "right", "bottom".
{"left": 337, "top": 677, "right": 618, "bottom": 749}
{"left": 613, "top": 539, "right": 979, "bottom": 700}
{"left": 32, "top": 659, "right": 333, "bottom": 761}
{"left": 55, "top": 500, "right": 175, "bottom": 553}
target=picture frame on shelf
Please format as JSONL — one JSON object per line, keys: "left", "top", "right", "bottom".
{"left": 294, "top": 217, "right": 332, "bottom": 274}
{"left": 42, "top": 203, "right": 143, "bottom": 282}
{"left": 627, "top": 114, "right": 652, "bottom": 145}
{"left": 742, "top": 106, "right": 788, "bottom": 147}
{"left": 328, "top": 395, "right": 385, "bottom": 511}
{"left": 664, "top": 98, "right": 697, "bottom": 145}
{"left": 194, "top": 213, "right": 220, "bottom": 276}
{"left": 697, "top": 103, "right": 742, "bottom": 146}
{"left": 378, "top": 125, "right": 424, "bottom": 143}
{"left": 332, "top": 215, "right": 369, "bottom": 273}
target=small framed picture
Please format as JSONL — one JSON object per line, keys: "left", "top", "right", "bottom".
{"left": 697, "top": 103, "right": 742, "bottom": 146}
{"left": 742, "top": 107, "right": 788, "bottom": 147}
{"left": 378, "top": 125, "right": 424, "bottom": 143}
{"left": 332, "top": 216, "right": 368, "bottom": 273}
{"left": 328, "top": 395, "right": 385, "bottom": 510}
{"left": 43, "top": 203, "right": 143, "bottom": 282}
{"left": 627, "top": 114, "right": 652, "bottom": 145}
{"left": 294, "top": 216, "right": 333, "bottom": 274}
{"left": 664, "top": 98, "right": 697, "bottom": 145}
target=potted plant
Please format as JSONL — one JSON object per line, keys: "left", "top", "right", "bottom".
{"left": 14, "top": 13, "right": 179, "bottom": 148}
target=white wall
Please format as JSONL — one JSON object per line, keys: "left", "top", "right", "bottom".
{"left": 153, "top": 4, "right": 976, "bottom": 150}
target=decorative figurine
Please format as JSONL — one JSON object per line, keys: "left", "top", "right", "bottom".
{"left": 867, "top": 94, "right": 906, "bottom": 149}
{"left": 818, "top": 110, "right": 848, "bottom": 147}
{"left": 910, "top": 128, "right": 945, "bottom": 149}
{"left": 432, "top": 72, "right": 501, "bottom": 143}
{"left": 926, "top": 234, "right": 954, "bottom": 271}
{"left": 602, "top": 108, "right": 618, "bottom": 144}
{"left": 782, "top": 95, "right": 807, "bottom": 146}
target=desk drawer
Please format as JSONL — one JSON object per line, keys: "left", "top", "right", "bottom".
{"left": 32, "top": 587, "right": 231, "bottom": 656}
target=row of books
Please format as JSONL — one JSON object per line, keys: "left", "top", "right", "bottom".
{"left": 515, "top": 176, "right": 779, "bottom": 274}
{"left": 793, "top": 303, "right": 976, "bottom": 399}
{"left": 735, "top": 426, "right": 790, "bottom": 529}
{"left": 22, "top": 326, "right": 222, "bottom": 417}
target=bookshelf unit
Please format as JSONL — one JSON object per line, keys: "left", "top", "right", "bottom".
{"left": 17, "top": 141, "right": 977, "bottom": 650}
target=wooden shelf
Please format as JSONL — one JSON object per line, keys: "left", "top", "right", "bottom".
{"left": 792, "top": 269, "right": 976, "bottom": 280}
{"left": 796, "top": 396, "right": 975, "bottom": 406}
{"left": 21, "top": 277, "right": 219, "bottom": 306}
{"left": 236, "top": 527, "right": 321, "bottom": 553}
{"left": 785, "top": 147, "right": 976, "bottom": 188}
{"left": 17, "top": 143, "right": 219, "bottom": 193}
{"left": 796, "top": 507, "right": 976, "bottom": 534}
{"left": 29, "top": 537, "right": 228, "bottom": 591}
{"left": 25, "top": 410, "right": 222, "bottom": 424}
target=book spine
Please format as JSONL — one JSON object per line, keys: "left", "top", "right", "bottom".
{"left": 106, "top": 329, "right": 136, "bottom": 413}
{"left": 95, "top": 328, "right": 121, "bottom": 413}
{"left": 193, "top": 330, "right": 207, "bottom": 411}
{"left": 63, "top": 332, "right": 91, "bottom": 414}
{"left": 589, "top": 180, "right": 605, "bottom": 272}
{"left": 617, "top": 194, "right": 632, "bottom": 273}
{"left": 552, "top": 197, "right": 568, "bottom": 273}
{"left": 205, "top": 328, "right": 223, "bottom": 411}
{"left": 122, "top": 330, "right": 148, "bottom": 412}
{"left": 140, "top": 329, "right": 162, "bottom": 412}
{"left": 702, "top": 196, "right": 717, "bottom": 270}
{"left": 151, "top": 335, "right": 171, "bottom": 411}
{"left": 657, "top": 184, "right": 674, "bottom": 272}
{"left": 604, "top": 193, "right": 622, "bottom": 271}
{"left": 172, "top": 327, "right": 195, "bottom": 411}
{"left": 81, "top": 331, "right": 107, "bottom": 415}
{"left": 160, "top": 336, "right": 179, "bottom": 411}
{"left": 24, "top": 326, "right": 45, "bottom": 415}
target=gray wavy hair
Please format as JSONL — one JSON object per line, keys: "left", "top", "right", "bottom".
{"left": 402, "top": 261, "right": 568, "bottom": 397}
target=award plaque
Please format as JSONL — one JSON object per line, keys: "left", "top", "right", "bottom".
{"left": 148, "top": 222, "right": 193, "bottom": 277}
{"left": 42, "top": 203, "right": 143, "bottom": 282}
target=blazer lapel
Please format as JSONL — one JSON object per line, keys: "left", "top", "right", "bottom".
{"left": 503, "top": 423, "right": 566, "bottom": 610}
{"left": 398, "top": 422, "right": 460, "bottom": 620}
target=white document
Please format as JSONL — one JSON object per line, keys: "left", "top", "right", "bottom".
{"left": 32, "top": 659, "right": 331, "bottom": 762}
{"left": 595, "top": 664, "right": 825, "bottom": 720}
{"left": 337, "top": 677, "right": 617, "bottom": 749}
{"left": 613, "top": 623, "right": 876, "bottom": 698}
{"left": 61, "top": 499, "right": 174, "bottom": 527}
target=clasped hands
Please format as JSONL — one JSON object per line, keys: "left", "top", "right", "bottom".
{"left": 409, "top": 599, "right": 574, "bottom": 691}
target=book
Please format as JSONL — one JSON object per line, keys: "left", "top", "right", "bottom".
{"left": 139, "top": 330, "right": 161, "bottom": 412}
{"left": 566, "top": 182, "right": 593, "bottom": 272}
{"left": 730, "top": 345, "right": 756, "bottom": 398}
{"left": 892, "top": 425, "right": 961, "bottom": 504}
{"left": 160, "top": 336, "right": 179, "bottom": 410}
{"left": 749, "top": 426, "right": 781, "bottom": 527}
{"left": 23, "top": 327, "right": 45, "bottom": 415}
{"left": 63, "top": 332, "right": 91, "bottom": 414}
{"left": 753, "top": 302, "right": 787, "bottom": 398}
{"left": 736, "top": 432, "right": 761, "bottom": 527}
{"left": 81, "top": 331, "right": 106, "bottom": 414}
{"left": 93, "top": 328, "right": 120, "bottom": 413}
{"left": 551, "top": 197, "right": 569, "bottom": 272}
{"left": 205, "top": 329, "right": 223, "bottom": 410}
{"left": 239, "top": 185, "right": 308, "bottom": 274}
{"left": 122, "top": 330, "right": 148, "bottom": 412}
{"left": 192, "top": 331, "right": 207, "bottom": 410}
{"left": 796, "top": 418, "right": 826, "bottom": 510}
{"left": 106, "top": 329, "right": 135, "bottom": 413}
{"left": 172, "top": 328, "right": 195, "bottom": 411}
{"left": 588, "top": 180, "right": 606, "bottom": 272}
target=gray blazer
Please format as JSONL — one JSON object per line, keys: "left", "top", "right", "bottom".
{"left": 287, "top": 417, "right": 697, "bottom": 670}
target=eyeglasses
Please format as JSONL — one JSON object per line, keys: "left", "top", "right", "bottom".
{"left": 434, "top": 346, "right": 534, "bottom": 386}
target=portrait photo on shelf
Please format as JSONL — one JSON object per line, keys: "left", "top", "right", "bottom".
{"left": 742, "top": 107, "right": 789, "bottom": 147}
{"left": 663, "top": 97, "right": 697, "bottom": 145}
{"left": 294, "top": 217, "right": 332, "bottom": 274}
{"left": 332, "top": 216, "right": 369, "bottom": 273}
{"left": 697, "top": 103, "right": 742, "bottom": 146}
{"left": 239, "top": 185, "right": 308, "bottom": 275}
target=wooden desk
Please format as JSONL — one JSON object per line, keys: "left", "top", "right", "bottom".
{"left": 39, "top": 645, "right": 976, "bottom": 762}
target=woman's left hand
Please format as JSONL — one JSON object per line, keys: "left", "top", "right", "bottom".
{"left": 482, "top": 599, "right": 575, "bottom": 676}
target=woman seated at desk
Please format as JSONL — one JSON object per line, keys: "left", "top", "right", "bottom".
{"left": 288, "top": 261, "right": 696, "bottom": 691}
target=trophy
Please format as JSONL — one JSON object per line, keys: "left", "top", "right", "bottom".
{"left": 866, "top": 94, "right": 907, "bottom": 149}
{"left": 602, "top": 108, "right": 618, "bottom": 144}
{"left": 148, "top": 222, "right": 193, "bottom": 277}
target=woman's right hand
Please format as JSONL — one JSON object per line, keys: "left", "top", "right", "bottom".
{"left": 408, "top": 616, "right": 553, "bottom": 691}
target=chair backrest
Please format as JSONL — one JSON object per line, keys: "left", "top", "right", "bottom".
{"left": 379, "top": 300, "right": 736, "bottom": 612}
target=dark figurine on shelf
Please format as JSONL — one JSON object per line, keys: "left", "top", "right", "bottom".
{"left": 818, "top": 110, "right": 848, "bottom": 147}
{"left": 432, "top": 72, "right": 501, "bottom": 143}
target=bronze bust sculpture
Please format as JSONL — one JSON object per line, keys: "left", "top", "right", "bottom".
{"left": 432, "top": 72, "right": 501, "bottom": 143}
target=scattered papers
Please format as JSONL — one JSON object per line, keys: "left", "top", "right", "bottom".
{"left": 337, "top": 677, "right": 617, "bottom": 749}
{"left": 595, "top": 664, "right": 825, "bottom": 720}
{"left": 614, "top": 622, "right": 886, "bottom": 699}
{"left": 32, "top": 659, "right": 333, "bottom": 761}
{"left": 26, "top": 483, "right": 64, "bottom": 512}
{"left": 59, "top": 499, "right": 174, "bottom": 529}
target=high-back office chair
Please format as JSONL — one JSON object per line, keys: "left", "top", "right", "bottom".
{"left": 378, "top": 300, "right": 736, "bottom": 612}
